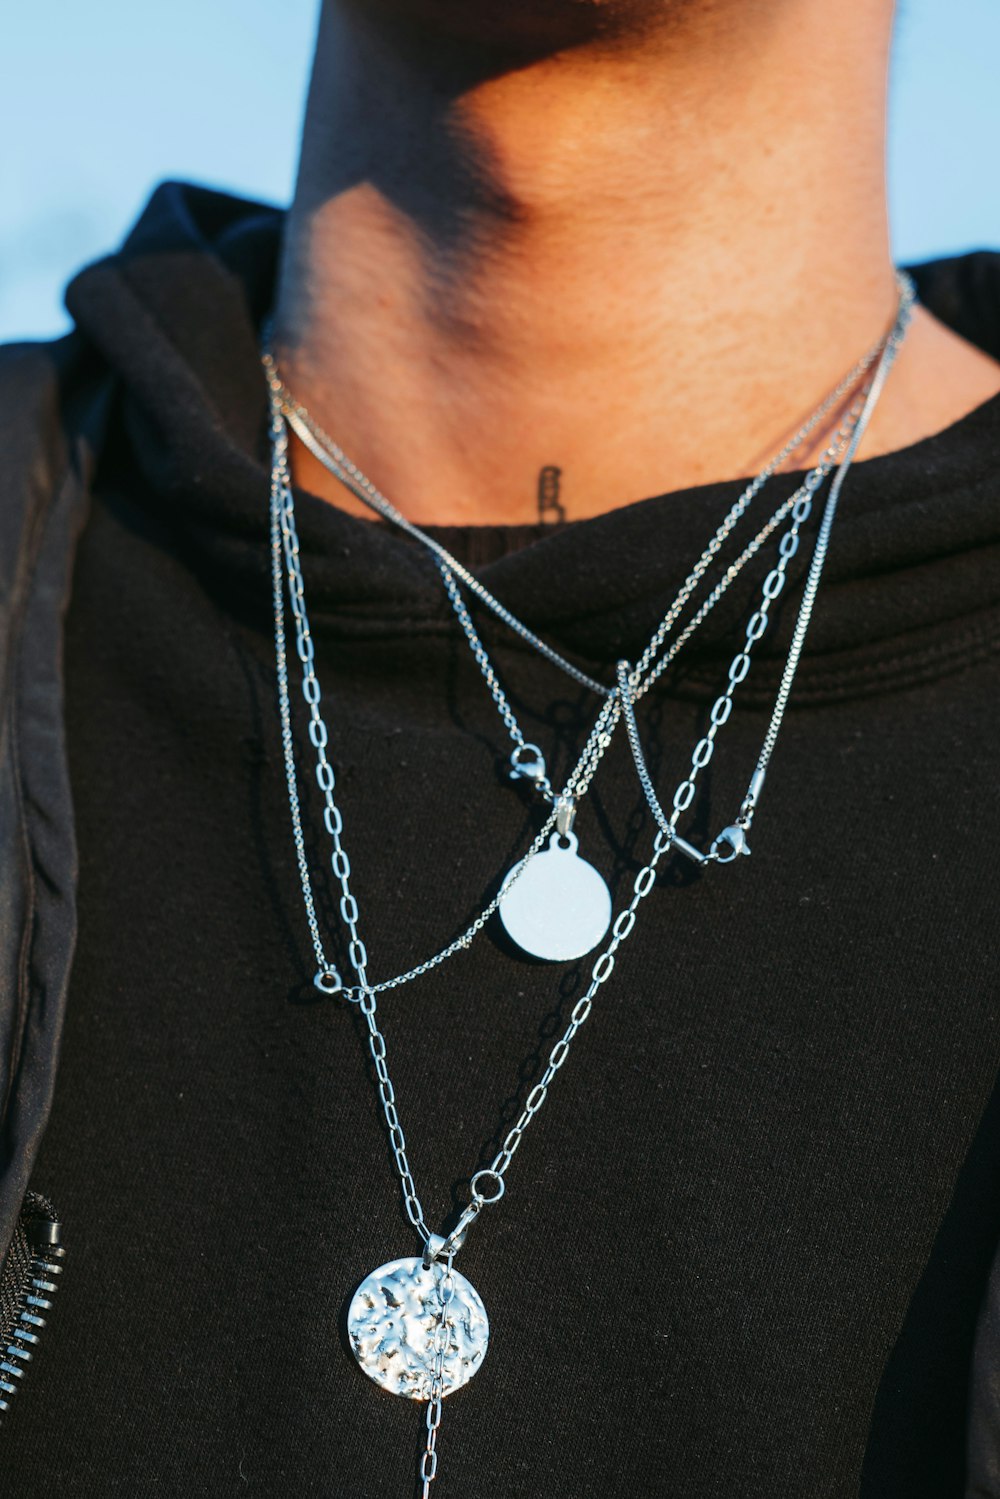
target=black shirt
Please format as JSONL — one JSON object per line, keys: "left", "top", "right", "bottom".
{"left": 5, "top": 184, "right": 1000, "bottom": 1497}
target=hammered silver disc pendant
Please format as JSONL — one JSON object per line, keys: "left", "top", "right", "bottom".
{"left": 347, "top": 1256, "right": 489, "bottom": 1400}
{"left": 498, "top": 830, "right": 613, "bottom": 962}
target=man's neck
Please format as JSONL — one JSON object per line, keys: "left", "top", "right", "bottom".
{"left": 273, "top": 0, "right": 1000, "bottom": 525}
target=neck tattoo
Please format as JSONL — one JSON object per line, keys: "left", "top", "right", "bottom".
{"left": 537, "top": 464, "right": 566, "bottom": 524}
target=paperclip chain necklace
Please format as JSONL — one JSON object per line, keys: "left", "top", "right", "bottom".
{"left": 270, "top": 398, "right": 860, "bottom": 981}
{"left": 266, "top": 312, "right": 888, "bottom": 702}
{"left": 266, "top": 275, "right": 913, "bottom": 1498}
{"left": 264, "top": 282, "right": 906, "bottom": 978}
{"left": 274, "top": 394, "right": 867, "bottom": 964}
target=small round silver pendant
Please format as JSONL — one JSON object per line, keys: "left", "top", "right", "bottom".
{"left": 498, "top": 830, "right": 612, "bottom": 962}
{"left": 347, "top": 1256, "right": 489, "bottom": 1401}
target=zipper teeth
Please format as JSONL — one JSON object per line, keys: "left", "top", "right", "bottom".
{"left": 0, "top": 1201, "right": 64, "bottom": 1424}
{"left": 0, "top": 1248, "right": 65, "bottom": 1417}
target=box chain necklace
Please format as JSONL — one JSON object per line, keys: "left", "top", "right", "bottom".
{"left": 264, "top": 274, "right": 913, "bottom": 1496}
{"left": 272, "top": 393, "right": 857, "bottom": 980}
{"left": 263, "top": 294, "right": 897, "bottom": 975}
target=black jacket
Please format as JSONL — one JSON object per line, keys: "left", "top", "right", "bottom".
{"left": 2, "top": 185, "right": 1000, "bottom": 1492}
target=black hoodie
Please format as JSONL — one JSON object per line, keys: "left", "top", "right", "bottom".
{"left": 1, "top": 182, "right": 1000, "bottom": 1497}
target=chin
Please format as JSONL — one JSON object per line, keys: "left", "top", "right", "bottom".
{"left": 341, "top": 0, "right": 669, "bottom": 55}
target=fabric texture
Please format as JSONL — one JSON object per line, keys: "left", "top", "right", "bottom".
{"left": 0, "top": 182, "right": 999, "bottom": 1497}
{"left": 0, "top": 337, "right": 102, "bottom": 1274}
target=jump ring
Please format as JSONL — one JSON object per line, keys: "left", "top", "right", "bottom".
{"left": 470, "top": 1169, "right": 506, "bottom": 1204}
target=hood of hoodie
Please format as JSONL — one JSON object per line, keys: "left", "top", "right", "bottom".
{"left": 62, "top": 180, "right": 1000, "bottom": 705}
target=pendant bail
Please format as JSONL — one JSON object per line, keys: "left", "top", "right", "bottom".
{"left": 423, "top": 1230, "right": 463, "bottom": 1270}
{"left": 555, "top": 795, "right": 577, "bottom": 839}
{"left": 423, "top": 1204, "right": 478, "bottom": 1267}
{"left": 423, "top": 1168, "right": 506, "bottom": 1268}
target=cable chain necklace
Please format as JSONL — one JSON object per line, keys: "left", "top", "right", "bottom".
{"left": 265, "top": 307, "right": 887, "bottom": 976}
{"left": 264, "top": 273, "right": 913, "bottom": 1497}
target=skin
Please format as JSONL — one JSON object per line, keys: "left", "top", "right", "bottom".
{"left": 273, "top": 0, "right": 1000, "bottom": 525}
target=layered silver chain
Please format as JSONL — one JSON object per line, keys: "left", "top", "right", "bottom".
{"left": 268, "top": 267, "right": 912, "bottom": 1236}
{"left": 267, "top": 309, "right": 901, "bottom": 814}
{"left": 266, "top": 273, "right": 913, "bottom": 1494}
{"left": 265, "top": 308, "right": 889, "bottom": 697}
{"left": 270, "top": 397, "right": 839, "bottom": 989}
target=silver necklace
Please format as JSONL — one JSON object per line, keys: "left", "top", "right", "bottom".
{"left": 265, "top": 277, "right": 913, "bottom": 1497}
{"left": 269, "top": 401, "right": 857, "bottom": 975}
{"left": 266, "top": 315, "right": 889, "bottom": 702}
{"left": 265, "top": 284, "right": 902, "bottom": 965}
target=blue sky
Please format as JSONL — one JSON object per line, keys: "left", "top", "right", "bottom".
{"left": 3, "top": 0, "right": 999, "bottom": 343}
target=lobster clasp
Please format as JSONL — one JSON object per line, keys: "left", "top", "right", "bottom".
{"left": 710, "top": 825, "right": 751, "bottom": 864}
{"left": 509, "top": 743, "right": 547, "bottom": 785}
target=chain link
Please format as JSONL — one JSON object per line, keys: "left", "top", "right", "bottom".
{"left": 266, "top": 322, "right": 889, "bottom": 818}
{"left": 457, "top": 290, "right": 912, "bottom": 1186}
{"left": 739, "top": 281, "right": 915, "bottom": 827}
{"left": 267, "top": 384, "right": 868, "bottom": 995}
{"left": 615, "top": 404, "right": 862, "bottom": 846}
{"left": 437, "top": 558, "right": 559, "bottom": 801}
{"left": 264, "top": 308, "right": 887, "bottom": 703}
{"left": 265, "top": 276, "right": 913, "bottom": 1499}
{"left": 275, "top": 389, "right": 611, "bottom": 696}
{"left": 265, "top": 274, "right": 913, "bottom": 1249}
{"left": 420, "top": 1258, "right": 456, "bottom": 1496}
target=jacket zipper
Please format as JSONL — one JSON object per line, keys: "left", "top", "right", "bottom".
{"left": 0, "top": 1193, "right": 64, "bottom": 1423}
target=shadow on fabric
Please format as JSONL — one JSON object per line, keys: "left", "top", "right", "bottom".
{"left": 861, "top": 1067, "right": 1000, "bottom": 1496}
